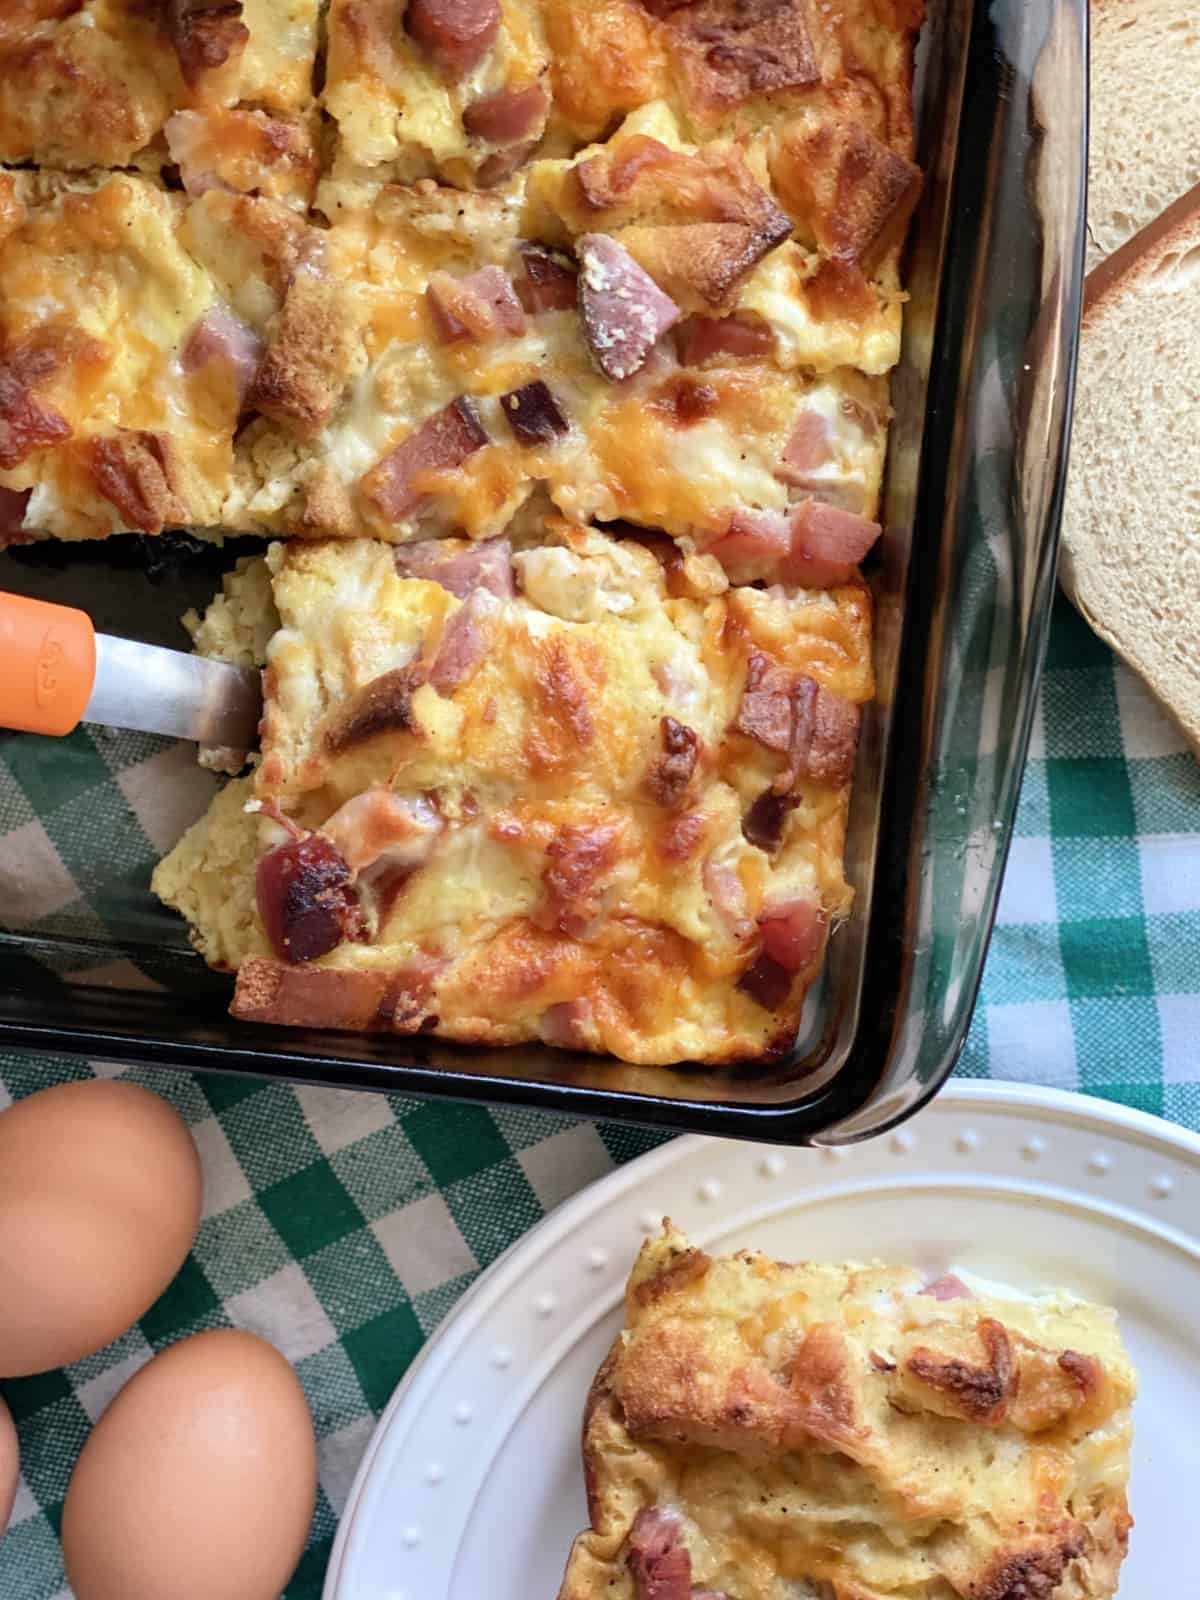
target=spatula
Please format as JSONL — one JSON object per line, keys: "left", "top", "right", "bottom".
{"left": 0, "top": 592, "right": 262, "bottom": 747}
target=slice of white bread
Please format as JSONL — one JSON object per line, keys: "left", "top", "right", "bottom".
{"left": 1087, "top": 0, "right": 1200, "bottom": 271}
{"left": 1060, "top": 183, "right": 1200, "bottom": 749}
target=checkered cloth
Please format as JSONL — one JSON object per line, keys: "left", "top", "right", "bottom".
{"left": 1, "top": 594, "right": 1198, "bottom": 1599}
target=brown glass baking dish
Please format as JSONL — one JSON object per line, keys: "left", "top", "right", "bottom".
{"left": 0, "top": 0, "right": 1088, "bottom": 1144}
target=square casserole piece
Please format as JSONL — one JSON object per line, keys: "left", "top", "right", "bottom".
{"left": 557, "top": 1227, "right": 1136, "bottom": 1598}
{"left": 0, "top": 171, "right": 316, "bottom": 539}
{"left": 226, "top": 161, "right": 893, "bottom": 549}
{"left": 0, "top": 0, "right": 319, "bottom": 196}
{"left": 153, "top": 524, "right": 873, "bottom": 1063}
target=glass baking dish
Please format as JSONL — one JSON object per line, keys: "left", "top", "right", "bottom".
{"left": 0, "top": 0, "right": 1087, "bottom": 1144}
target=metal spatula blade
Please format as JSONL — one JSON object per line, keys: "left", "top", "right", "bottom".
{"left": 1, "top": 591, "right": 262, "bottom": 748}
{"left": 87, "top": 631, "right": 262, "bottom": 747}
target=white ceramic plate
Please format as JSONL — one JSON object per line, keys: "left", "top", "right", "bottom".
{"left": 324, "top": 1082, "right": 1200, "bottom": 1599}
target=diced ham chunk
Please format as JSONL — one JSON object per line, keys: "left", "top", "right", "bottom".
{"left": 538, "top": 822, "right": 620, "bottom": 939}
{"left": 703, "top": 857, "right": 755, "bottom": 944}
{"left": 501, "top": 380, "right": 568, "bottom": 446}
{"left": 427, "top": 266, "right": 526, "bottom": 344}
{"left": 462, "top": 80, "right": 548, "bottom": 144}
{"left": 741, "top": 789, "right": 795, "bottom": 853}
{"left": 782, "top": 499, "right": 880, "bottom": 587}
{"left": 707, "top": 500, "right": 879, "bottom": 587}
{"left": 577, "top": 233, "right": 681, "bottom": 381}
{"left": 319, "top": 789, "right": 442, "bottom": 878}
{"left": 791, "top": 675, "right": 861, "bottom": 787}
{"left": 164, "top": 110, "right": 222, "bottom": 194}
{"left": 405, "top": 0, "right": 500, "bottom": 76}
{"left": 733, "top": 651, "right": 796, "bottom": 753}
{"left": 679, "top": 315, "right": 773, "bottom": 365}
{"left": 256, "top": 833, "right": 364, "bottom": 964}
{"left": 517, "top": 244, "right": 578, "bottom": 314}
{"left": 363, "top": 397, "right": 488, "bottom": 523}
{"left": 429, "top": 588, "right": 500, "bottom": 695}
{"left": 737, "top": 952, "right": 793, "bottom": 1011}
{"left": 779, "top": 411, "right": 834, "bottom": 484}
{"left": 922, "top": 1274, "right": 974, "bottom": 1301}
{"left": 706, "top": 510, "right": 792, "bottom": 578}
{"left": 0, "top": 484, "right": 30, "bottom": 535}
{"left": 477, "top": 141, "right": 539, "bottom": 187}
{"left": 393, "top": 535, "right": 514, "bottom": 598}
{"left": 538, "top": 998, "right": 593, "bottom": 1050}
{"left": 181, "top": 306, "right": 263, "bottom": 409}
{"left": 626, "top": 1508, "right": 692, "bottom": 1600}
{"left": 734, "top": 652, "right": 861, "bottom": 791}
{"left": 758, "top": 895, "right": 825, "bottom": 974}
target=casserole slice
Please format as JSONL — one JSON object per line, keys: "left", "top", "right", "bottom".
{"left": 153, "top": 521, "right": 873, "bottom": 1064}
{"left": 558, "top": 1226, "right": 1136, "bottom": 1598}
{"left": 0, "top": 0, "right": 318, "bottom": 193}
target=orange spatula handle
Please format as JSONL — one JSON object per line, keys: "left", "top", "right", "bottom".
{"left": 0, "top": 592, "right": 96, "bottom": 736}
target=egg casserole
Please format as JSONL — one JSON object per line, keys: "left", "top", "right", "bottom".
{"left": 3, "top": 0, "right": 926, "bottom": 1062}
{"left": 153, "top": 523, "right": 872, "bottom": 1060}
{"left": 559, "top": 1226, "right": 1135, "bottom": 1598}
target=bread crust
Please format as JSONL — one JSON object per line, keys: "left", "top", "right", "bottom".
{"left": 1082, "top": 180, "right": 1200, "bottom": 323}
{"left": 1062, "top": 180, "right": 1200, "bottom": 753}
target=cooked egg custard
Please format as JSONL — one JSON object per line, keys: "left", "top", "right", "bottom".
{"left": 6, "top": 0, "right": 925, "bottom": 1063}
{"left": 559, "top": 1227, "right": 1136, "bottom": 1599}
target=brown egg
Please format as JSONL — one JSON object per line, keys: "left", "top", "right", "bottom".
{"left": 0, "top": 1079, "right": 201, "bottom": 1376}
{"left": 62, "top": 1329, "right": 317, "bottom": 1600}
{"left": 0, "top": 1395, "right": 17, "bottom": 1534}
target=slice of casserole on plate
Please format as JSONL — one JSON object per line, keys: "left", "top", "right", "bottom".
{"left": 153, "top": 520, "right": 873, "bottom": 1064}
{"left": 558, "top": 1225, "right": 1136, "bottom": 1598}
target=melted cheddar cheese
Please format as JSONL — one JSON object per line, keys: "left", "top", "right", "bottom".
{"left": 153, "top": 526, "right": 873, "bottom": 1064}
{"left": 558, "top": 1228, "right": 1136, "bottom": 1600}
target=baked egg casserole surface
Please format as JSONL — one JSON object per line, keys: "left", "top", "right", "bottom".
{"left": 0, "top": 0, "right": 920, "bottom": 553}
{"left": 154, "top": 526, "right": 872, "bottom": 1062}
{"left": 558, "top": 1227, "right": 1135, "bottom": 1599}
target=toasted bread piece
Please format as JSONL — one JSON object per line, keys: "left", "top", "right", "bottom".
{"left": 557, "top": 1226, "right": 1136, "bottom": 1600}
{"left": 1060, "top": 183, "right": 1200, "bottom": 750}
{"left": 1088, "top": 0, "right": 1200, "bottom": 270}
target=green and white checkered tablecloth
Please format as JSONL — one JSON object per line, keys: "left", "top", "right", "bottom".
{"left": 1, "top": 593, "right": 1198, "bottom": 1599}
